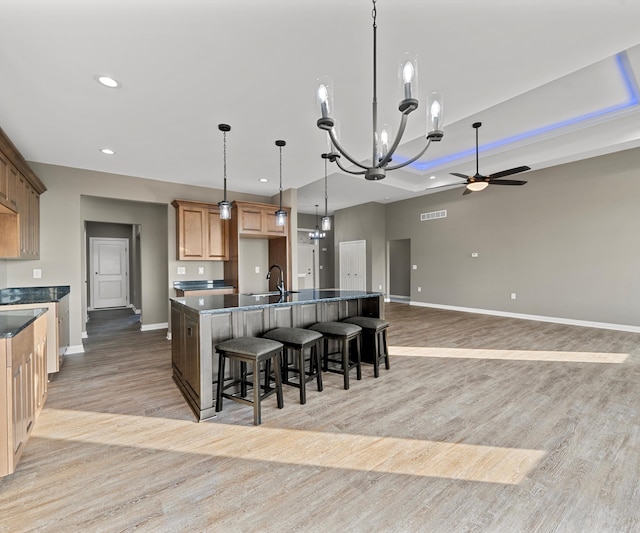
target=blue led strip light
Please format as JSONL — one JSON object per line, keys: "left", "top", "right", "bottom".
{"left": 408, "top": 52, "right": 640, "bottom": 172}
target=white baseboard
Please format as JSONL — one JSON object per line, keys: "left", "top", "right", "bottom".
{"left": 409, "top": 301, "right": 640, "bottom": 334}
{"left": 140, "top": 322, "right": 169, "bottom": 332}
{"left": 166, "top": 332, "right": 172, "bottom": 341}
{"left": 81, "top": 331, "right": 88, "bottom": 339}
{"left": 66, "top": 344, "right": 85, "bottom": 354}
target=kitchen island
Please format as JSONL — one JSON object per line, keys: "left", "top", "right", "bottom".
{"left": 171, "top": 289, "right": 384, "bottom": 421}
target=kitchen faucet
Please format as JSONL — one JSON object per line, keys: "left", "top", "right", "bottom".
{"left": 266, "top": 264, "right": 285, "bottom": 296}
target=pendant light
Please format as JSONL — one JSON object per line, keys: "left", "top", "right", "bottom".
{"left": 321, "top": 153, "right": 331, "bottom": 231}
{"left": 309, "top": 205, "right": 326, "bottom": 242}
{"left": 218, "top": 123, "right": 231, "bottom": 220}
{"left": 275, "top": 140, "right": 287, "bottom": 226}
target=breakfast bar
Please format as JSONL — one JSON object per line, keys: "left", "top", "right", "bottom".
{"left": 170, "top": 289, "right": 383, "bottom": 421}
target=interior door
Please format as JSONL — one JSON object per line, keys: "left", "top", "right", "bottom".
{"left": 298, "top": 243, "right": 319, "bottom": 289}
{"left": 90, "top": 237, "right": 129, "bottom": 309}
{"left": 339, "top": 240, "right": 366, "bottom": 291}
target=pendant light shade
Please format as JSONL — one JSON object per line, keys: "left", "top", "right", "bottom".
{"left": 275, "top": 140, "right": 287, "bottom": 227}
{"left": 218, "top": 123, "right": 231, "bottom": 220}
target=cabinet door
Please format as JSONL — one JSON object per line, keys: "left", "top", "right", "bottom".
{"left": 264, "top": 209, "right": 287, "bottom": 236}
{"left": 0, "top": 152, "right": 8, "bottom": 206}
{"left": 171, "top": 304, "right": 185, "bottom": 378}
{"left": 238, "top": 205, "right": 263, "bottom": 234}
{"left": 177, "top": 205, "right": 206, "bottom": 260}
{"left": 206, "top": 208, "right": 229, "bottom": 260}
{"left": 184, "top": 313, "right": 201, "bottom": 402}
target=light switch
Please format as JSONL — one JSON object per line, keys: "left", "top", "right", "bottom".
{"left": 198, "top": 267, "right": 204, "bottom": 275}
{"left": 177, "top": 267, "right": 186, "bottom": 275}
{"left": 255, "top": 266, "right": 260, "bottom": 274}
{"left": 412, "top": 265, "right": 418, "bottom": 270}
{"left": 33, "top": 268, "right": 42, "bottom": 279}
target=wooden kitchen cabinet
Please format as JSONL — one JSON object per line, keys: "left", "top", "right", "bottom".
{"left": 237, "top": 200, "right": 288, "bottom": 237}
{"left": 172, "top": 199, "right": 229, "bottom": 261}
{"left": 1, "top": 310, "right": 48, "bottom": 478}
{"left": 0, "top": 126, "right": 46, "bottom": 259}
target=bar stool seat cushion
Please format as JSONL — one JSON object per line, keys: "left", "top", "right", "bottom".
{"left": 309, "top": 321, "right": 361, "bottom": 337}
{"left": 343, "top": 316, "right": 389, "bottom": 332}
{"left": 216, "top": 337, "right": 283, "bottom": 357}
{"left": 263, "top": 327, "right": 323, "bottom": 346}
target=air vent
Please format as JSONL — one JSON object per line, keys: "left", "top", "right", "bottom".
{"left": 420, "top": 209, "right": 447, "bottom": 221}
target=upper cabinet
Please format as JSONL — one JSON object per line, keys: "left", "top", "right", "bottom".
{"left": 0, "top": 127, "right": 46, "bottom": 260}
{"left": 237, "top": 201, "right": 288, "bottom": 237}
{"left": 172, "top": 199, "right": 229, "bottom": 261}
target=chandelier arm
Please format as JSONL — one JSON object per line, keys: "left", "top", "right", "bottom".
{"left": 334, "top": 156, "right": 367, "bottom": 175}
{"left": 328, "top": 127, "right": 369, "bottom": 170}
{"left": 378, "top": 112, "right": 409, "bottom": 167}
{"left": 385, "top": 138, "right": 432, "bottom": 171}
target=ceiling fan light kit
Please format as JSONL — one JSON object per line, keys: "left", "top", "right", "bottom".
{"left": 451, "top": 122, "right": 531, "bottom": 194}
{"left": 315, "top": 0, "right": 444, "bottom": 182}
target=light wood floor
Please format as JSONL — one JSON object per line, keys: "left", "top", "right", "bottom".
{"left": 1, "top": 303, "right": 639, "bottom": 532}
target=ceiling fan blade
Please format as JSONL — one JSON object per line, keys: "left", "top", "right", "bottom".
{"left": 489, "top": 166, "right": 531, "bottom": 179}
{"left": 490, "top": 179, "right": 527, "bottom": 186}
{"left": 462, "top": 188, "right": 473, "bottom": 195}
{"left": 450, "top": 172, "right": 470, "bottom": 179}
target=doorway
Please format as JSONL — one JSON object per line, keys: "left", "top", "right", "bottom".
{"left": 387, "top": 239, "right": 411, "bottom": 302}
{"left": 298, "top": 242, "right": 319, "bottom": 289}
{"left": 339, "top": 240, "right": 366, "bottom": 291}
{"left": 89, "top": 237, "right": 130, "bottom": 309}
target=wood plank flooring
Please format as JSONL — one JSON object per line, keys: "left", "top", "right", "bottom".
{"left": 1, "top": 304, "right": 639, "bottom": 532}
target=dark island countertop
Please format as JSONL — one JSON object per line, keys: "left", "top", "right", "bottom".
{"left": 173, "top": 280, "right": 234, "bottom": 291}
{"left": 0, "top": 285, "right": 70, "bottom": 306}
{"left": 171, "top": 288, "right": 383, "bottom": 315}
{"left": 0, "top": 308, "right": 48, "bottom": 338}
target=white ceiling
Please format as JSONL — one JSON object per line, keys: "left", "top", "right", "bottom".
{"left": 1, "top": 0, "right": 640, "bottom": 214}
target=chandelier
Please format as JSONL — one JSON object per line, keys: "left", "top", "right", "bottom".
{"left": 309, "top": 205, "right": 326, "bottom": 242}
{"left": 218, "top": 123, "right": 231, "bottom": 220}
{"left": 315, "top": 0, "right": 444, "bottom": 181}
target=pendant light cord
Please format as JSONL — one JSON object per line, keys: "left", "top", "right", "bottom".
{"left": 279, "top": 143, "right": 283, "bottom": 209}
{"left": 223, "top": 130, "right": 227, "bottom": 201}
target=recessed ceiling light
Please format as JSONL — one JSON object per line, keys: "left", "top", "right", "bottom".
{"left": 95, "top": 75, "right": 121, "bottom": 88}
{"left": 430, "top": 175, "right": 436, "bottom": 180}
{"left": 259, "top": 178, "right": 268, "bottom": 183}
{"left": 100, "top": 148, "right": 115, "bottom": 155}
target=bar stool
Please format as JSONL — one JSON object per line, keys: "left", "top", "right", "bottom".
{"left": 343, "top": 316, "right": 390, "bottom": 378}
{"left": 263, "top": 327, "right": 323, "bottom": 404}
{"left": 309, "top": 321, "right": 362, "bottom": 390}
{"left": 215, "top": 337, "right": 284, "bottom": 425}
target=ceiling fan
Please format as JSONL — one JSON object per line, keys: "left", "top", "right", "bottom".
{"left": 446, "top": 122, "right": 530, "bottom": 194}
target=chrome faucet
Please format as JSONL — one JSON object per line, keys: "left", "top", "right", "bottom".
{"left": 266, "top": 264, "right": 285, "bottom": 296}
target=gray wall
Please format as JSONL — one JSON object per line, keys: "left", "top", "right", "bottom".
{"left": 384, "top": 146, "right": 640, "bottom": 327}
{"left": 334, "top": 202, "right": 386, "bottom": 292}
{"left": 3, "top": 162, "right": 270, "bottom": 349}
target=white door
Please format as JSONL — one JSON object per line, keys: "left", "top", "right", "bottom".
{"left": 339, "top": 240, "right": 366, "bottom": 291}
{"left": 298, "top": 243, "right": 319, "bottom": 289}
{"left": 90, "top": 238, "right": 129, "bottom": 309}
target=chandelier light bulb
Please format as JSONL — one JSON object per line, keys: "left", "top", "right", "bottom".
{"left": 318, "top": 84, "right": 330, "bottom": 118}
{"left": 402, "top": 61, "right": 414, "bottom": 100}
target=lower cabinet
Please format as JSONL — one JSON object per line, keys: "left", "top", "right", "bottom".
{"left": 1, "top": 312, "right": 47, "bottom": 478}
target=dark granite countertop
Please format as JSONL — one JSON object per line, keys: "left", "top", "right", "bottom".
{"left": 171, "top": 288, "right": 382, "bottom": 315}
{"left": 0, "top": 308, "right": 48, "bottom": 338}
{"left": 173, "top": 280, "right": 234, "bottom": 291}
{"left": 0, "top": 285, "right": 71, "bottom": 306}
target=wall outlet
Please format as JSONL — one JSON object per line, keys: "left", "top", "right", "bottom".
{"left": 378, "top": 284, "right": 382, "bottom": 290}
{"left": 198, "top": 267, "right": 204, "bottom": 275}
{"left": 511, "top": 293, "right": 517, "bottom": 300}
{"left": 33, "top": 268, "right": 42, "bottom": 279}
{"left": 177, "top": 267, "right": 186, "bottom": 275}
{"left": 418, "top": 286, "right": 422, "bottom": 292}
{"left": 471, "top": 252, "right": 478, "bottom": 258}
{"left": 412, "top": 265, "right": 418, "bottom": 270}
{"left": 255, "top": 266, "right": 260, "bottom": 274}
